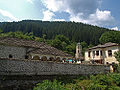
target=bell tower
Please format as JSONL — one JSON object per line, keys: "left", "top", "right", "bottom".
{"left": 75, "top": 42, "right": 82, "bottom": 59}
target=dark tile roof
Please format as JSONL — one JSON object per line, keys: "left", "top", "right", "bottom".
{"left": 0, "top": 37, "right": 72, "bottom": 57}
{"left": 88, "top": 42, "right": 119, "bottom": 50}
{"left": 30, "top": 47, "right": 72, "bottom": 57}
{"left": 0, "top": 37, "right": 45, "bottom": 48}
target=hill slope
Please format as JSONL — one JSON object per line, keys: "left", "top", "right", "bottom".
{"left": 0, "top": 20, "right": 109, "bottom": 45}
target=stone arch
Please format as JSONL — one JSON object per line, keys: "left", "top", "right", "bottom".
{"left": 41, "top": 56, "right": 47, "bottom": 61}
{"left": 33, "top": 55, "right": 40, "bottom": 60}
{"left": 56, "top": 57, "right": 61, "bottom": 62}
{"left": 49, "top": 57, "right": 55, "bottom": 61}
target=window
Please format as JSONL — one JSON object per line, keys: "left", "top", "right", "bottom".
{"left": 100, "top": 51, "right": 103, "bottom": 56}
{"left": 25, "top": 55, "right": 29, "bottom": 59}
{"left": 106, "top": 62, "right": 109, "bottom": 64}
{"left": 9, "top": 54, "right": 13, "bottom": 58}
{"left": 108, "top": 50, "right": 112, "bottom": 57}
{"left": 78, "top": 50, "right": 79, "bottom": 53}
{"left": 33, "top": 56, "right": 40, "bottom": 60}
{"left": 96, "top": 51, "right": 99, "bottom": 56}
{"left": 88, "top": 51, "right": 91, "bottom": 57}
{"left": 112, "top": 62, "right": 115, "bottom": 64}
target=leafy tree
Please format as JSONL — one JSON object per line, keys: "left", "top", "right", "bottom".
{"left": 0, "top": 29, "right": 3, "bottom": 33}
{"left": 99, "top": 31, "right": 120, "bottom": 44}
{"left": 65, "top": 43, "right": 76, "bottom": 55}
{"left": 114, "top": 51, "right": 120, "bottom": 72}
{"left": 88, "top": 43, "right": 94, "bottom": 48}
{"left": 51, "top": 35, "right": 69, "bottom": 50}
{"left": 33, "top": 80, "right": 65, "bottom": 90}
{"left": 114, "top": 51, "right": 120, "bottom": 64}
{"left": 42, "top": 34, "right": 46, "bottom": 42}
{"left": 0, "top": 20, "right": 109, "bottom": 45}
{"left": 80, "top": 41, "right": 88, "bottom": 56}
{"left": 80, "top": 41, "right": 88, "bottom": 49}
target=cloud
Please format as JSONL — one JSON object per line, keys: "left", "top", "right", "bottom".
{"left": 111, "top": 27, "right": 119, "bottom": 31}
{"left": 42, "top": 0, "right": 101, "bottom": 15}
{"left": 42, "top": 10, "right": 55, "bottom": 21}
{"left": 42, "top": 0, "right": 116, "bottom": 27}
{"left": 42, "top": 0, "right": 64, "bottom": 12}
{"left": 53, "top": 19, "right": 65, "bottom": 21}
{"left": 70, "top": 9, "right": 115, "bottom": 26}
{"left": 26, "top": 0, "right": 34, "bottom": 4}
{"left": 0, "top": 9, "right": 19, "bottom": 22}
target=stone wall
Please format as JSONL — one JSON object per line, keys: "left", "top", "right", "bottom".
{"left": 0, "top": 45, "right": 27, "bottom": 59}
{"left": 0, "top": 59, "right": 110, "bottom": 75}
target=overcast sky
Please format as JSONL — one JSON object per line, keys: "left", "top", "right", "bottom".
{"left": 0, "top": 0, "right": 120, "bottom": 30}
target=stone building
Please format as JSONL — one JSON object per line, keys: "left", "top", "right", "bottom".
{"left": 85, "top": 42, "right": 120, "bottom": 64}
{"left": 0, "top": 37, "right": 72, "bottom": 62}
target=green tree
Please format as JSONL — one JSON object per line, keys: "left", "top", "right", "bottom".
{"left": 42, "top": 34, "right": 46, "bottom": 42}
{"left": 114, "top": 51, "right": 120, "bottom": 64}
{"left": 66, "top": 42, "right": 76, "bottom": 55}
{"left": 51, "top": 35, "right": 70, "bottom": 50}
{"left": 33, "top": 80, "right": 65, "bottom": 90}
{"left": 0, "top": 29, "right": 3, "bottom": 33}
{"left": 0, "top": 20, "right": 109, "bottom": 45}
{"left": 80, "top": 41, "right": 88, "bottom": 49}
{"left": 99, "top": 31, "right": 120, "bottom": 44}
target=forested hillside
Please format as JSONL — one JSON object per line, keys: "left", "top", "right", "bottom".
{"left": 0, "top": 20, "right": 110, "bottom": 45}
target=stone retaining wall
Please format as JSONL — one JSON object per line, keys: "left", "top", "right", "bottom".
{"left": 0, "top": 59, "right": 110, "bottom": 75}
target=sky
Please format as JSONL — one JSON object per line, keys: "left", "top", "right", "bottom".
{"left": 0, "top": 0, "right": 120, "bottom": 30}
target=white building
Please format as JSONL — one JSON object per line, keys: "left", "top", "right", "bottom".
{"left": 85, "top": 42, "right": 120, "bottom": 64}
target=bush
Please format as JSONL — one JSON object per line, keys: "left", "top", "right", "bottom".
{"left": 34, "top": 73, "right": 120, "bottom": 90}
{"left": 33, "top": 80, "right": 65, "bottom": 90}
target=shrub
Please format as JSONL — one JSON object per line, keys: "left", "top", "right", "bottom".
{"left": 33, "top": 80, "right": 65, "bottom": 90}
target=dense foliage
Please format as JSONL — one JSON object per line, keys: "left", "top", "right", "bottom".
{"left": 34, "top": 73, "right": 120, "bottom": 90}
{"left": 115, "top": 51, "right": 120, "bottom": 64}
{"left": 0, "top": 20, "right": 109, "bottom": 45}
{"left": 99, "top": 31, "right": 120, "bottom": 44}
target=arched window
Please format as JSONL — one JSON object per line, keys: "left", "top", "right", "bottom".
{"left": 41, "top": 56, "right": 47, "bottom": 61}
{"left": 9, "top": 54, "right": 13, "bottom": 58}
{"left": 56, "top": 57, "right": 61, "bottom": 62}
{"left": 49, "top": 57, "right": 55, "bottom": 61}
{"left": 33, "top": 56, "right": 40, "bottom": 60}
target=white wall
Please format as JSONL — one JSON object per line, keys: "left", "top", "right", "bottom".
{"left": 104, "top": 46, "right": 119, "bottom": 64}
{"left": 85, "top": 46, "right": 119, "bottom": 64}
